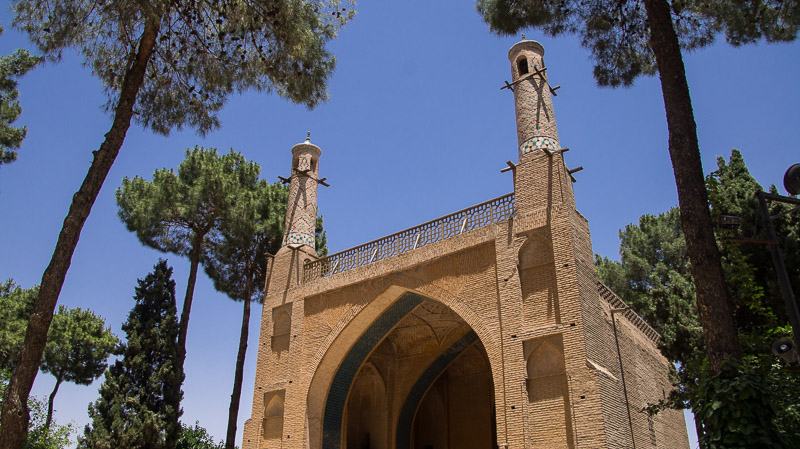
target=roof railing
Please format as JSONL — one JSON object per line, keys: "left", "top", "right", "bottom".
{"left": 597, "top": 281, "right": 661, "bottom": 344}
{"left": 303, "top": 193, "right": 515, "bottom": 283}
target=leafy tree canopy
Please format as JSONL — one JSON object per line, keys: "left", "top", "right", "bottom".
{"left": 117, "top": 147, "right": 261, "bottom": 257}
{"left": 0, "top": 282, "right": 117, "bottom": 430}
{"left": 476, "top": 0, "right": 800, "bottom": 86}
{"left": 42, "top": 306, "right": 118, "bottom": 389}
{"left": 116, "top": 146, "right": 266, "bottom": 399}
{"left": 0, "top": 281, "right": 38, "bottom": 370}
{"left": 176, "top": 421, "right": 226, "bottom": 449}
{"left": 41, "top": 306, "right": 118, "bottom": 429}
{"left": 13, "top": 0, "right": 354, "bottom": 135}
{"left": 0, "top": 24, "right": 40, "bottom": 167}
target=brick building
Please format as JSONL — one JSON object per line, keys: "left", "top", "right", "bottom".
{"left": 241, "top": 38, "right": 690, "bottom": 449}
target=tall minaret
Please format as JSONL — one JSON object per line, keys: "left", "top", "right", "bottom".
{"left": 508, "top": 39, "right": 560, "bottom": 156}
{"left": 282, "top": 134, "right": 321, "bottom": 251}
{"left": 507, "top": 39, "right": 574, "bottom": 212}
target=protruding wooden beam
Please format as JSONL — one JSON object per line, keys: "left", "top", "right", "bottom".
{"left": 568, "top": 166, "right": 584, "bottom": 174}
{"left": 568, "top": 166, "right": 583, "bottom": 183}
{"left": 500, "top": 160, "right": 517, "bottom": 173}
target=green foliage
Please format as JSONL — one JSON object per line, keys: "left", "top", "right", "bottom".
{"left": 41, "top": 306, "right": 118, "bottom": 428}
{"left": 203, "top": 180, "right": 286, "bottom": 302}
{"left": 316, "top": 216, "right": 328, "bottom": 257}
{"left": 80, "top": 260, "right": 183, "bottom": 449}
{"left": 595, "top": 208, "right": 703, "bottom": 363}
{"left": 12, "top": 0, "right": 354, "bottom": 135}
{"left": 0, "top": 24, "right": 40, "bottom": 167}
{"left": 708, "top": 150, "right": 800, "bottom": 332}
{"left": 42, "top": 306, "right": 118, "bottom": 388}
{"left": 0, "top": 280, "right": 38, "bottom": 370}
{"left": 0, "top": 369, "right": 75, "bottom": 449}
{"left": 117, "top": 147, "right": 260, "bottom": 258}
{"left": 0, "top": 282, "right": 117, "bottom": 431}
{"left": 475, "top": 0, "right": 799, "bottom": 86}
{"left": 176, "top": 422, "right": 226, "bottom": 449}
{"left": 692, "top": 359, "right": 789, "bottom": 448}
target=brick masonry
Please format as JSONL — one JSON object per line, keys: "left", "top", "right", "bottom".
{"left": 241, "top": 39, "right": 689, "bottom": 449}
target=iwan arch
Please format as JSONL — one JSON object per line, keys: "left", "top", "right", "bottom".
{"left": 242, "top": 39, "right": 690, "bottom": 449}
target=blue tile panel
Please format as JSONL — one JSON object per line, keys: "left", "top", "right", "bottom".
{"left": 322, "top": 292, "right": 425, "bottom": 449}
{"left": 395, "top": 330, "right": 479, "bottom": 449}
{"left": 520, "top": 135, "right": 559, "bottom": 155}
{"left": 285, "top": 230, "right": 315, "bottom": 247}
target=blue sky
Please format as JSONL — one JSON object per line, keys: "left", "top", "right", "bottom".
{"left": 1, "top": 1, "right": 798, "bottom": 448}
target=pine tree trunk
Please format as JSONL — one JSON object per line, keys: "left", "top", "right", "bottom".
{"left": 642, "top": 0, "right": 741, "bottom": 371}
{"left": 0, "top": 18, "right": 160, "bottom": 449}
{"left": 226, "top": 276, "right": 254, "bottom": 449}
{"left": 177, "top": 238, "right": 203, "bottom": 375}
{"left": 44, "top": 375, "right": 63, "bottom": 431}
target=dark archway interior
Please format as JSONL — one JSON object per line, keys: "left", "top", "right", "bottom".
{"left": 341, "top": 298, "right": 496, "bottom": 449}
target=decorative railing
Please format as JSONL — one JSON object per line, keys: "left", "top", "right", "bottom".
{"left": 597, "top": 281, "right": 661, "bottom": 344}
{"left": 303, "top": 193, "right": 516, "bottom": 283}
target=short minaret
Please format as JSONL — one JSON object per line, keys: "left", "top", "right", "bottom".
{"left": 508, "top": 39, "right": 560, "bottom": 156}
{"left": 282, "top": 134, "right": 321, "bottom": 251}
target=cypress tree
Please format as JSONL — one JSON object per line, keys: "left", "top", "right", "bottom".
{"left": 79, "top": 260, "right": 183, "bottom": 449}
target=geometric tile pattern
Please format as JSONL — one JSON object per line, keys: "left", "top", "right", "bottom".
{"left": 322, "top": 292, "right": 425, "bottom": 449}
{"left": 520, "top": 135, "right": 559, "bottom": 155}
{"left": 395, "top": 329, "right": 479, "bottom": 449}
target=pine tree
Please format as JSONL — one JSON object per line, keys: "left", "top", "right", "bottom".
{"left": 79, "top": 260, "right": 183, "bottom": 449}
{"left": 40, "top": 306, "right": 118, "bottom": 430}
{"left": 0, "top": 24, "right": 40, "bottom": 169}
{"left": 116, "top": 147, "right": 260, "bottom": 405}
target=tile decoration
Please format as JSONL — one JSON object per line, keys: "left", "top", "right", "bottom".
{"left": 520, "top": 135, "right": 559, "bottom": 155}
{"left": 321, "top": 292, "right": 425, "bottom": 449}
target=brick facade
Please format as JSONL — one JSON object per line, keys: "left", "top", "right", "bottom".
{"left": 241, "top": 39, "right": 689, "bottom": 449}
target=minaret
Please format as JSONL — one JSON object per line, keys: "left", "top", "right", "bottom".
{"left": 508, "top": 39, "right": 560, "bottom": 155}
{"left": 507, "top": 39, "right": 575, "bottom": 212}
{"left": 282, "top": 133, "right": 321, "bottom": 251}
